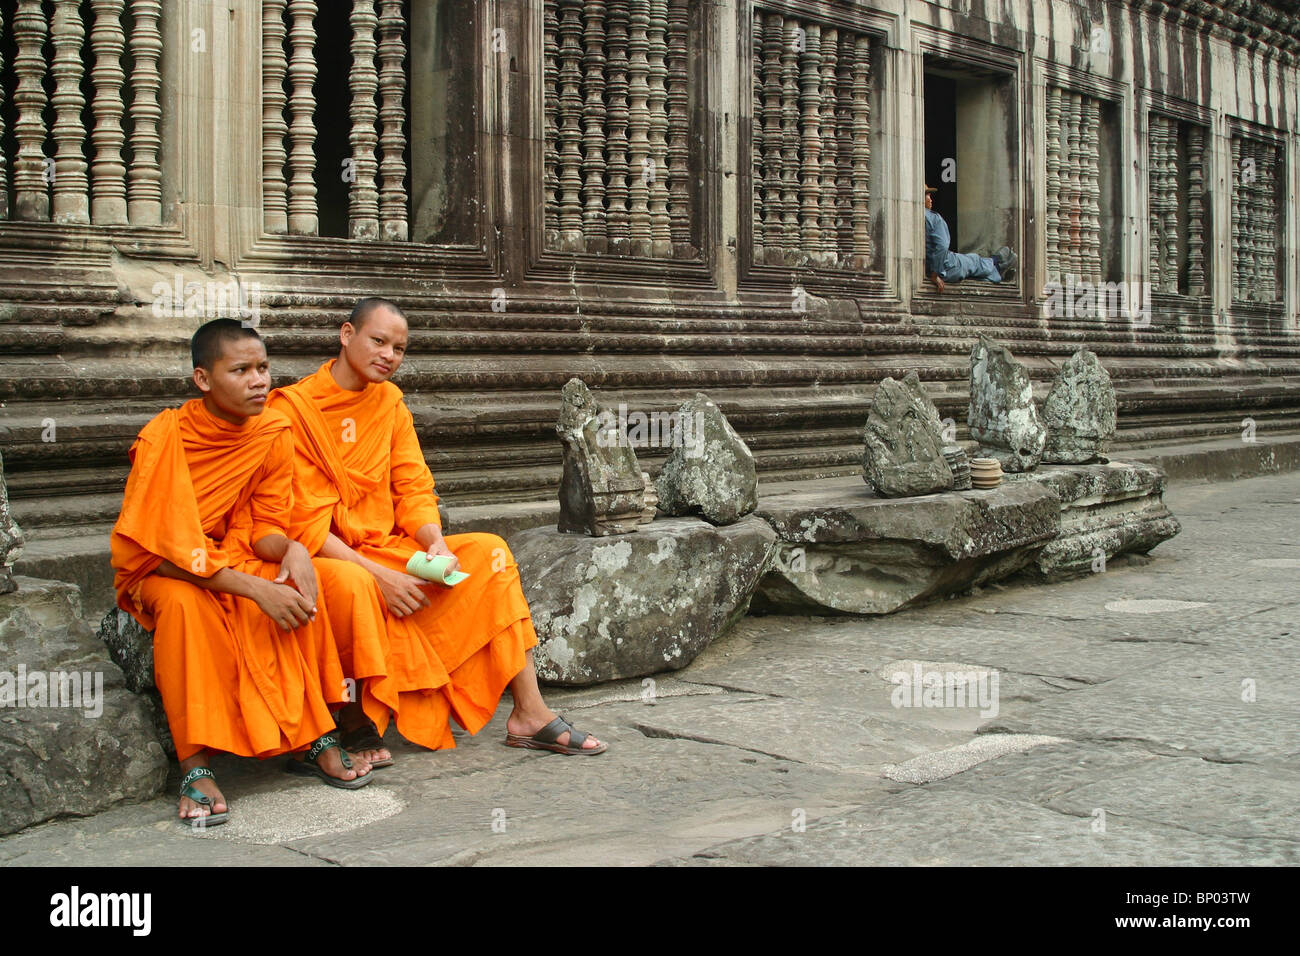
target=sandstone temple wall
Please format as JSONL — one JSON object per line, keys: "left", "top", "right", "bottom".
{"left": 0, "top": 0, "right": 1297, "bottom": 546}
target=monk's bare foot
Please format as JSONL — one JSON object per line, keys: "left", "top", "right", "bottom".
{"left": 337, "top": 701, "right": 392, "bottom": 766}
{"left": 178, "top": 752, "right": 227, "bottom": 821}
{"left": 506, "top": 707, "right": 604, "bottom": 751}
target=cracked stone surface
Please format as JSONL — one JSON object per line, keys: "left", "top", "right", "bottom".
{"left": 0, "top": 471, "right": 1296, "bottom": 865}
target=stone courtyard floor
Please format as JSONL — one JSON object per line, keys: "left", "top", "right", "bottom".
{"left": 1, "top": 470, "right": 1296, "bottom": 867}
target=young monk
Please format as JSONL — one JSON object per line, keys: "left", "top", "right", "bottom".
{"left": 268, "top": 297, "right": 605, "bottom": 761}
{"left": 111, "top": 318, "right": 380, "bottom": 827}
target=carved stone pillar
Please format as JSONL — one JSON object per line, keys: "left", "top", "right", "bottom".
{"left": 666, "top": 0, "right": 690, "bottom": 253}
{"left": 50, "top": 0, "right": 89, "bottom": 224}
{"left": 286, "top": 0, "right": 319, "bottom": 235}
{"left": 581, "top": 1, "right": 609, "bottom": 252}
{"left": 348, "top": 0, "right": 381, "bottom": 240}
{"left": 262, "top": 0, "right": 289, "bottom": 234}
{"left": 12, "top": 0, "right": 50, "bottom": 221}
{"left": 1186, "top": 125, "right": 1207, "bottom": 296}
{"left": 376, "top": 0, "right": 408, "bottom": 241}
{"left": 127, "top": 0, "right": 163, "bottom": 226}
{"left": 88, "top": 0, "right": 129, "bottom": 225}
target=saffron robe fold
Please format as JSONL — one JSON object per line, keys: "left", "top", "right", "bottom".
{"left": 269, "top": 361, "right": 536, "bottom": 749}
{"left": 110, "top": 400, "right": 354, "bottom": 761}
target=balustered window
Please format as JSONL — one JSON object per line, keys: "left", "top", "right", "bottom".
{"left": 543, "top": 0, "right": 699, "bottom": 259}
{"left": 750, "top": 8, "right": 877, "bottom": 271}
{"left": 1044, "top": 85, "right": 1122, "bottom": 286}
{"left": 264, "top": 0, "right": 483, "bottom": 244}
{"left": 1230, "top": 133, "right": 1284, "bottom": 304}
{"left": 1147, "top": 114, "right": 1209, "bottom": 297}
{"left": 0, "top": 0, "right": 165, "bottom": 227}
{"left": 923, "top": 57, "right": 1018, "bottom": 279}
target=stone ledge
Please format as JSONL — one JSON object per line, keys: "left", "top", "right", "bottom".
{"left": 752, "top": 479, "right": 1062, "bottom": 615}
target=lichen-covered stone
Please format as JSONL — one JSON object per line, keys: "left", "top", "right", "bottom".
{"left": 655, "top": 393, "right": 759, "bottom": 526}
{"left": 556, "top": 378, "right": 645, "bottom": 536}
{"left": 1009, "top": 461, "right": 1180, "bottom": 579}
{"left": 754, "top": 477, "right": 1060, "bottom": 615}
{"left": 508, "top": 515, "right": 776, "bottom": 685}
{"left": 0, "top": 451, "right": 24, "bottom": 596}
{"left": 1, "top": 577, "right": 167, "bottom": 835}
{"left": 862, "top": 374, "right": 953, "bottom": 497}
{"left": 1041, "top": 349, "right": 1118, "bottom": 463}
{"left": 968, "top": 335, "right": 1047, "bottom": 473}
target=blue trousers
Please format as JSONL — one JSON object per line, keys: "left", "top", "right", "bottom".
{"left": 939, "top": 251, "right": 1002, "bottom": 283}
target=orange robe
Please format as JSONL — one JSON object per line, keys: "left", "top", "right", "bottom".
{"left": 269, "top": 360, "right": 537, "bottom": 750}
{"left": 110, "top": 400, "right": 362, "bottom": 762}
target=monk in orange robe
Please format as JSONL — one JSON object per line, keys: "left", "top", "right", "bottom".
{"left": 111, "top": 319, "right": 384, "bottom": 826}
{"left": 269, "top": 297, "right": 605, "bottom": 760}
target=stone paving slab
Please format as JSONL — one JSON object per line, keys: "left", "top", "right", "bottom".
{"left": 1, "top": 470, "right": 1297, "bottom": 866}
{"left": 665, "top": 787, "right": 1299, "bottom": 867}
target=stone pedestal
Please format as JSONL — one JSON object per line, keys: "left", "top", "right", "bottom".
{"left": 509, "top": 515, "right": 776, "bottom": 686}
{"left": 754, "top": 477, "right": 1061, "bottom": 615}
{"left": 1010, "top": 461, "right": 1181, "bottom": 579}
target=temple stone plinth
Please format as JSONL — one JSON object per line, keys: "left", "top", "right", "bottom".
{"left": 510, "top": 516, "right": 776, "bottom": 686}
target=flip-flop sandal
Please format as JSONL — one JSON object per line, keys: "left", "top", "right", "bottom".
{"left": 338, "top": 719, "right": 395, "bottom": 769}
{"left": 178, "top": 766, "right": 228, "bottom": 829}
{"left": 505, "top": 715, "right": 607, "bottom": 756}
{"left": 284, "top": 733, "right": 375, "bottom": 789}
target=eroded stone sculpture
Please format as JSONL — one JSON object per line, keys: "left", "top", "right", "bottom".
{"left": 556, "top": 377, "right": 644, "bottom": 536}
{"left": 1042, "top": 349, "right": 1117, "bottom": 463}
{"left": 656, "top": 392, "right": 758, "bottom": 526}
{"left": 968, "top": 334, "right": 1046, "bottom": 473}
{"left": 862, "top": 373, "right": 953, "bottom": 497}
{"left": 0, "top": 451, "right": 25, "bottom": 595}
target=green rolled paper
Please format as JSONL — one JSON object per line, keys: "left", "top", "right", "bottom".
{"left": 406, "top": 552, "right": 470, "bottom": 587}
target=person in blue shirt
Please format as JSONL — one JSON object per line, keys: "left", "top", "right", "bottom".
{"left": 924, "top": 184, "right": 1017, "bottom": 293}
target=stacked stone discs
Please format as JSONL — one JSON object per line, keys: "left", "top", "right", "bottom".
{"left": 969, "top": 457, "right": 1003, "bottom": 489}
{"left": 943, "top": 446, "right": 971, "bottom": 490}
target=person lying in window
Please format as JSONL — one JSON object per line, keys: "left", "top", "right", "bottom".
{"left": 924, "top": 184, "right": 1017, "bottom": 293}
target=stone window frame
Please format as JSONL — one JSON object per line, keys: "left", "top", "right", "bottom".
{"left": 911, "top": 24, "right": 1027, "bottom": 307}
{"left": 0, "top": 1, "right": 191, "bottom": 264}
{"left": 243, "top": 0, "right": 501, "bottom": 280}
{"left": 737, "top": 0, "right": 896, "bottom": 302}
{"left": 1224, "top": 115, "right": 1289, "bottom": 317}
{"left": 522, "top": 0, "right": 718, "bottom": 289}
{"left": 1032, "top": 60, "right": 1133, "bottom": 309}
{"left": 1138, "top": 91, "right": 1215, "bottom": 306}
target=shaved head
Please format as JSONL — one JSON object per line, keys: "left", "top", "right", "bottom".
{"left": 348, "top": 296, "right": 407, "bottom": 332}
{"left": 191, "top": 318, "right": 262, "bottom": 370}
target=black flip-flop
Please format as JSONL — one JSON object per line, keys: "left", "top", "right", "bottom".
{"left": 338, "top": 719, "right": 395, "bottom": 769}
{"left": 285, "top": 733, "right": 375, "bottom": 789}
{"left": 505, "top": 715, "right": 607, "bottom": 756}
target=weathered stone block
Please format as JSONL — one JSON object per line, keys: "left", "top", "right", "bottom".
{"left": 0, "top": 577, "right": 167, "bottom": 835}
{"left": 0, "top": 451, "right": 24, "bottom": 596}
{"left": 1009, "top": 461, "right": 1181, "bottom": 579}
{"left": 509, "top": 516, "right": 776, "bottom": 686}
{"left": 968, "top": 335, "right": 1047, "bottom": 473}
{"left": 656, "top": 393, "right": 759, "bottom": 526}
{"left": 1042, "top": 349, "right": 1117, "bottom": 463}
{"left": 862, "top": 373, "right": 953, "bottom": 497}
{"left": 754, "top": 478, "right": 1061, "bottom": 615}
